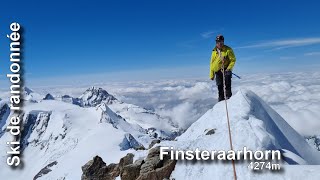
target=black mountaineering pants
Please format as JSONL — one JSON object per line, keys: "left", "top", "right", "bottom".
{"left": 215, "top": 69, "right": 232, "bottom": 102}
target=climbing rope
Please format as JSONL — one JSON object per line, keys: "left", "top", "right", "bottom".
{"left": 221, "top": 59, "right": 237, "bottom": 180}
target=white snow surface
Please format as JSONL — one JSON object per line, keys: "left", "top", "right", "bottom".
{"left": 159, "top": 89, "right": 320, "bottom": 179}
{"left": 0, "top": 88, "right": 177, "bottom": 179}
{"left": 0, "top": 100, "right": 130, "bottom": 179}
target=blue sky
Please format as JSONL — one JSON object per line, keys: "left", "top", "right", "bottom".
{"left": 1, "top": 0, "right": 320, "bottom": 85}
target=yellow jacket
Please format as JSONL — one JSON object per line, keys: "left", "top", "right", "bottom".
{"left": 209, "top": 45, "right": 236, "bottom": 79}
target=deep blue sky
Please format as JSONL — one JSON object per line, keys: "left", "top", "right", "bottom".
{"left": 1, "top": 0, "right": 320, "bottom": 85}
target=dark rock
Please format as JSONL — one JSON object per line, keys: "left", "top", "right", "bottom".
{"left": 43, "top": 93, "right": 54, "bottom": 100}
{"left": 306, "top": 136, "right": 320, "bottom": 151}
{"left": 137, "top": 159, "right": 176, "bottom": 180}
{"left": 147, "top": 128, "right": 158, "bottom": 139}
{"left": 204, "top": 128, "right": 216, "bottom": 135}
{"left": 61, "top": 95, "right": 72, "bottom": 99}
{"left": 79, "top": 86, "right": 117, "bottom": 107}
{"left": 24, "top": 87, "right": 34, "bottom": 95}
{"left": 81, "top": 147, "right": 176, "bottom": 180}
{"left": 137, "top": 146, "right": 176, "bottom": 180}
{"left": 33, "top": 161, "right": 57, "bottom": 180}
{"left": 81, "top": 154, "right": 135, "bottom": 180}
{"left": 140, "top": 147, "right": 162, "bottom": 174}
{"left": 0, "top": 103, "right": 10, "bottom": 138}
{"left": 81, "top": 156, "right": 112, "bottom": 180}
{"left": 0, "top": 103, "right": 10, "bottom": 121}
{"left": 146, "top": 146, "right": 161, "bottom": 159}
{"left": 121, "top": 164, "right": 141, "bottom": 180}
{"left": 119, "top": 153, "right": 134, "bottom": 171}
{"left": 135, "top": 146, "right": 146, "bottom": 151}
{"left": 81, "top": 156, "right": 106, "bottom": 175}
{"left": 61, "top": 95, "right": 82, "bottom": 106}
{"left": 107, "top": 163, "right": 120, "bottom": 178}
{"left": 133, "top": 159, "right": 145, "bottom": 166}
{"left": 148, "top": 139, "right": 161, "bottom": 149}
{"left": 119, "top": 133, "right": 146, "bottom": 151}
{"left": 21, "top": 112, "right": 51, "bottom": 151}
{"left": 121, "top": 159, "right": 144, "bottom": 180}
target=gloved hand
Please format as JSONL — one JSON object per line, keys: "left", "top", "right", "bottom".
{"left": 210, "top": 77, "right": 214, "bottom": 81}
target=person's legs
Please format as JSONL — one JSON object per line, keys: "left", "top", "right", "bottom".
{"left": 216, "top": 70, "right": 233, "bottom": 101}
{"left": 225, "top": 71, "right": 232, "bottom": 99}
{"left": 218, "top": 85, "right": 224, "bottom": 101}
{"left": 215, "top": 71, "right": 224, "bottom": 101}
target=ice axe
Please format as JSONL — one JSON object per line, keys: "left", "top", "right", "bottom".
{"left": 232, "top": 72, "right": 241, "bottom": 79}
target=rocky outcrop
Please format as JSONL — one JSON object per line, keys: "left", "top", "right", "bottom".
{"left": 119, "top": 133, "right": 145, "bottom": 151}
{"left": 79, "top": 87, "right": 117, "bottom": 107}
{"left": 81, "top": 146, "right": 176, "bottom": 180}
{"left": 121, "top": 159, "right": 144, "bottom": 180}
{"left": 0, "top": 103, "right": 10, "bottom": 137}
{"left": 204, "top": 128, "right": 216, "bottom": 135}
{"left": 0, "top": 103, "right": 9, "bottom": 121}
{"left": 61, "top": 95, "right": 81, "bottom": 106}
{"left": 81, "top": 156, "right": 111, "bottom": 180}
{"left": 33, "top": 161, "right": 58, "bottom": 180}
{"left": 43, "top": 93, "right": 55, "bottom": 100}
{"left": 136, "top": 146, "right": 176, "bottom": 180}
{"left": 81, "top": 153, "right": 134, "bottom": 180}
{"left": 24, "top": 87, "right": 34, "bottom": 95}
{"left": 21, "top": 111, "right": 52, "bottom": 150}
{"left": 306, "top": 135, "right": 320, "bottom": 151}
{"left": 148, "top": 139, "right": 161, "bottom": 149}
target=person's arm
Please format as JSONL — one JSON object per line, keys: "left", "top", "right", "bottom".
{"left": 210, "top": 51, "right": 215, "bottom": 80}
{"left": 227, "top": 48, "right": 236, "bottom": 70}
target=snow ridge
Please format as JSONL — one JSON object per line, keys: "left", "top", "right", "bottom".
{"left": 242, "top": 90, "right": 320, "bottom": 164}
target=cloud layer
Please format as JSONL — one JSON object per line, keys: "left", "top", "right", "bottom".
{"left": 2, "top": 71, "right": 319, "bottom": 137}
{"left": 103, "top": 71, "right": 320, "bottom": 136}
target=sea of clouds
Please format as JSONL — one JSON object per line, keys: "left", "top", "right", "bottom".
{"left": 108, "top": 71, "right": 320, "bottom": 137}
{"left": 1, "top": 71, "right": 319, "bottom": 137}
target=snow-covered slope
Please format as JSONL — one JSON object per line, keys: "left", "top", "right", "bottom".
{"left": 1, "top": 87, "right": 319, "bottom": 179}
{"left": 158, "top": 89, "right": 320, "bottom": 179}
{"left": 76, "top": 87, "right": 180, "bottom": 139}
{"left": 0, "top": 87, "right": 179, "bottom": 179}
{"left": 23, "top": 87, "right": 43, "bottom": 102}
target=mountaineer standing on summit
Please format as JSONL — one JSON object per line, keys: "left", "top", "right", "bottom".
{"left": 210, "top": 35, "right": 236, "bottom": 102}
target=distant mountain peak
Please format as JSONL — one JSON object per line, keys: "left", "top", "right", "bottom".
{"left": 79, "top": 86, "right": 117, "bottom": 107}
{"left": 24, "top": 87, "right": 34, "bottom": 95}
{"left": 43, "top": 93, "right": 55, "bottom": 100}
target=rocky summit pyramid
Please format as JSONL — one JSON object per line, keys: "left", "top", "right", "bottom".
{"left": 78, "top": 86, "right": 117, "bottom": 107}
